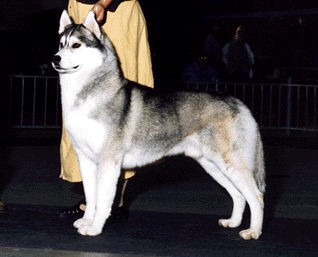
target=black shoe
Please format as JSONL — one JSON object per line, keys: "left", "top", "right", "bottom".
{"left": 59, "top": 199, "right": 129, "bottom": 224}
{"left": 59, "top": 199, "right": 85, "bottom": 219}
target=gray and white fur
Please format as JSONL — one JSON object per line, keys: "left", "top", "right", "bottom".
{"left": 52, "top": 10, "right": 265, "bottom": 240}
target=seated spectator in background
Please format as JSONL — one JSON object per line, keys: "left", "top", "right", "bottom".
{"left": 181, "top": 52, "right": 220, "bottom": 84}
{"left": 223, "top": 25, "right": 254, "bottom": 83}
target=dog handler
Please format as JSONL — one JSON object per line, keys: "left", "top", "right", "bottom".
{"left": 59, "top": 0, "right": 154, "bottom": 218}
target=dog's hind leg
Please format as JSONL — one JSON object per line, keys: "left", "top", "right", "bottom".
{"left": 228, "top": 170, "right": 264, "bottom": 240}
{"left": 222, "top": 154, "right": 264, "bottom": 240}
{"left": 197, "top": 157, "right": 246, "bottom": 229}
{"left": 73, "top": 152, "right": 98, "bottom": 231}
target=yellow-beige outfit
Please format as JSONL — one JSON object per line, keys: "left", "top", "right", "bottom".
{"left": 60, "top": 0, "right": 154, "bottom": 182}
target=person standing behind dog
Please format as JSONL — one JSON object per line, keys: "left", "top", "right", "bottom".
{"left": 222, "top": 25, "right": 254, "bottom": 82}
{"left": 59, "top": 0, "right": 154, "bottom": 219}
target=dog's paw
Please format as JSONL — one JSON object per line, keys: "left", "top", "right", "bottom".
{"left": 77, "top": 225, "right": 102, "bottom": 236}
{"left": 73, "top": 218, "right": 92, "bottom": 229}
{"left": 239, "top": 228, "right": 262, "bottom": 240}
{"left": 218, "top": 218, "right": 241, "bottom": 228}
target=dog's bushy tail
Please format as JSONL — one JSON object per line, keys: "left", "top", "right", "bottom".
{"left": 237, "top": 104, "right": 266, "bottom": 194}
{"left": 254, "top": 131, "right": 266, "bottom": 193}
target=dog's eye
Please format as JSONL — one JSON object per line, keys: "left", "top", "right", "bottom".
{"left": 72, "top": 43, "right": 81, "bottom": 49}
{"left": 59, "top": 42, "right": 63, "bottom": 48}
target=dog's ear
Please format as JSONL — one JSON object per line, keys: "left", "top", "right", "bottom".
{"left": 59, "top": 10, "right": 73, "bottom": 34}
{"left": 83, "top": 10, "right": 102, "bottom": 39}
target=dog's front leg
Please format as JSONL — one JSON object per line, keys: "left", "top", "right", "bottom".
{"left": 73, "top": 151, "right": 98, "bottom": 231}
{"left": 77, "top": 158, "right": 121, "bottom": 236}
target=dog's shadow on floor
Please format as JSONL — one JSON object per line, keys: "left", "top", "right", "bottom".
{"left": 122, "top": 155, "right": 216, "bottom": 209}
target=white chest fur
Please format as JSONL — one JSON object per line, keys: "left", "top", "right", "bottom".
{"left": 68, "top": 117, "right": 105, "bottom": 163}
{"left": 61, "top": 75, "right": 106, "bottom": 162}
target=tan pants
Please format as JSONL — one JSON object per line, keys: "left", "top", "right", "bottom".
{"left": 60, "top": 0, "right": 154, "bottom": 182}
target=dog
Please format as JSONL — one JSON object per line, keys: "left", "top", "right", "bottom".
{"left": 52, "top": 10, "right": 265, "bottom": 240}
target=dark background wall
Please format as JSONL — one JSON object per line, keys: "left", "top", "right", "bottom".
{"left": 1, "top": 1, "right": 318, "bottom": 82}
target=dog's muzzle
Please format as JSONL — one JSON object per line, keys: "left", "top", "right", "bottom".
{"left": 52, "top": 55, "right": 79, "bottom": 73}
{"left": 52, "top": 55, "right": 61, "bottom": 66}
{"left": 52, "top": 55, "right": 62, "bottom": 70}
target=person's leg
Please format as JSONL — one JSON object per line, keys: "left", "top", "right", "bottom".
{"left": 118, "top": 179, "right": 128, "bottom": 207}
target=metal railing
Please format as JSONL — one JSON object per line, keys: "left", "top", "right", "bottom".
{"left": 160, "top": 80, "right": 318, "bottom": 133}
{"left": 1, "top": 75, "right": 318, "bottom": 134}
{"left": 0, "top": 75, "right": 62, "bottom": 129}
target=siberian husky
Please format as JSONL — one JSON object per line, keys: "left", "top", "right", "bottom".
{"left": 52, "top": 10, "right": 265, "bottom": 240}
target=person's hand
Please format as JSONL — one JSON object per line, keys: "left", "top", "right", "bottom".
{"left": 93, "top": 0, "right": 112, "bottom": 23}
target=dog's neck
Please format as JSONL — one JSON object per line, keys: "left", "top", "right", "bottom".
{"left": 59, "top": 65, "right": 125, "bottom": 114}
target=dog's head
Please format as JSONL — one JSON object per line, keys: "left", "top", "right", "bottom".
{"left": 52, "top": 10, "right": 114, "bottom": 74}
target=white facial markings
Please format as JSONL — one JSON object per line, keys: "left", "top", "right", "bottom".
{"left": 59, "top": 35, "right": 66, "bottom": 49}
{"left": 64, "top": 26, "right": 76, "bottom": 49}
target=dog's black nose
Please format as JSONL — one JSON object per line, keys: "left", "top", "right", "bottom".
{"left": 52, "top": 55, "right": 61, "bottom": 65}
